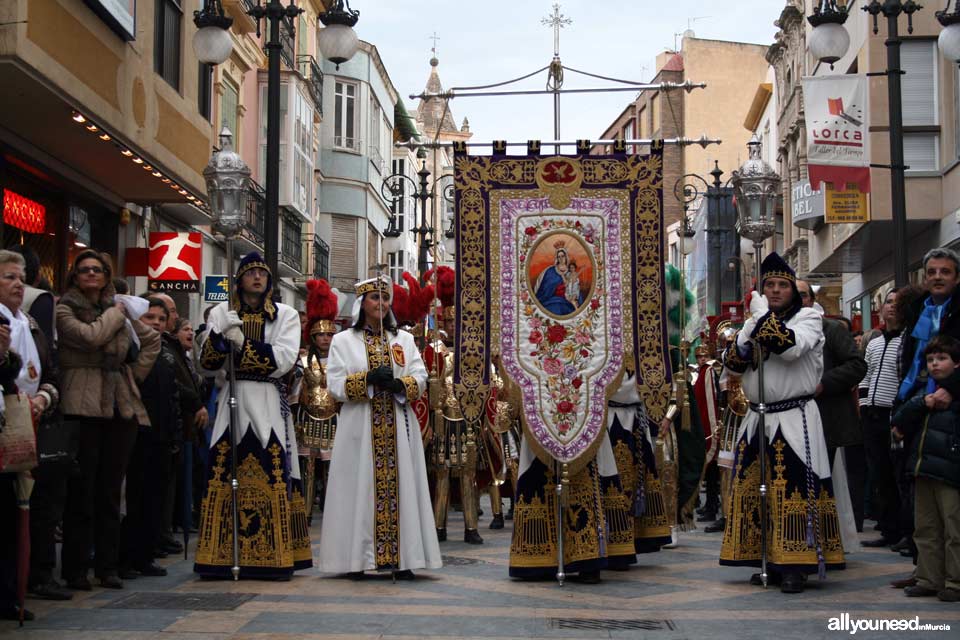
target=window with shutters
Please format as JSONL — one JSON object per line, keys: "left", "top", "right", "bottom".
{"left": 221, "top": 79, "right": 239, "bottom": 145}
{"left": 198, "top": 63, "right": 213, "bottom": 121}
{"left": 335, "top": 80, "right": 359, "bottom": 151}
{"left": 155, "top": 0, "right": 182, "bottom": 90}
{"left": 900, "top": 40, "right": 938, "bottom": 173}
{"left": 330, "top": 216, "right": 358, "bottom": 285}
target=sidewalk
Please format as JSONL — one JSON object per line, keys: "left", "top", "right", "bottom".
{"left": 2, "top": 512, "right": 956, "bottom": 640}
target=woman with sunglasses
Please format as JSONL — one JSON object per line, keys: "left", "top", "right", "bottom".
{"left": 56, "top": 250, "right": 160, "bottom": 590}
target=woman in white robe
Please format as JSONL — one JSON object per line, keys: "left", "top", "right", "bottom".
{"left": 319, "top": 275, "right": 440, "bottom": 577}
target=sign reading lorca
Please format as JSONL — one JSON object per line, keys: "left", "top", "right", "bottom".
{"left": 148, "top": 232, "right": 202, "bottom": 293}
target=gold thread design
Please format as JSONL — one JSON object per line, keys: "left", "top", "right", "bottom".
{"left": 345, "top": 372, "right": 368, "bottom": 402}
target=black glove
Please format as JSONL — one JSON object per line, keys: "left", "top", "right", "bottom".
{"left": 366, "top": 365, "right": 393, "bottom": 387}
{"left": 385, "top": 377, "right": 405, "bottom": 394}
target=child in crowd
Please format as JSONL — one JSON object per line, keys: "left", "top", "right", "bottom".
{"left": 893, "top": 335, "right": 960, "bottom": 602}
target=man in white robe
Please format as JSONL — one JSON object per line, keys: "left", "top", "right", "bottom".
{"left": 319, "top": 275, "right": 440, "bottom": 579}
{"left": 194, "top": 251, "right": 312, "bottom": 579}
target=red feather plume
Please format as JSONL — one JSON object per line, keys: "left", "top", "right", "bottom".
{"left": 304, "top": 279, "right": 339, "bottom": 342}
{"left": 403, "top": 272, "right": 432, "bottom": 324}
{"left": 391, "top": 282, "right": 411, "bottom": 326}
{"left": 433, "top": 266, "right": 456, "bottom": 308}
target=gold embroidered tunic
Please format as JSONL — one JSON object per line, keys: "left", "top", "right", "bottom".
{"left": 318, "top": 327, "right": 441, "bottom": 573}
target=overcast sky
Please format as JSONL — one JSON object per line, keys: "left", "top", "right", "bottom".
{"left": 353, "top": 0, "right": 783, "bottom": 152}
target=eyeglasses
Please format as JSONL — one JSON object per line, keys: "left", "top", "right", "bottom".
{"left": 77, "top": 266, "right": 104, "bottom": 275}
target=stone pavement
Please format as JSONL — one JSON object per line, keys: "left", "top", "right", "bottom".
{"left": 3, "top": 503, "right": 958, "bottom": 640}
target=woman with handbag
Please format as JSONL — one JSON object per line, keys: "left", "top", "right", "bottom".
{"left": 0, "top": 250, "right": 70, "bottom": 607}
{"left": 56, "top": 250, "right": 160, "bottom": 590}
{"left": 0, "top": 248, "right": 59, "bottom": 621}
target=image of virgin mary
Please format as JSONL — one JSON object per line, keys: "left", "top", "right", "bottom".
{"left": 534, "top": 243, "right": 577, "bottom": 316}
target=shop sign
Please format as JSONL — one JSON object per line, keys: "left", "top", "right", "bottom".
{"left": 802, "top": 74, "right": 871, "bottom": 193}
{"left": 204, "top": 275, "right": 229, "bottom": 303}
{"left": 148, "top": 232, "right": 202, "bottom": 293}
{"left": 791, "top": 180, "right": 824, "bottom": 230}
{"left": 824, "top": 185, "right": 869, "bottom": 224}
{"left": 3, "top": 189, "right": 46, "bottom": 234}
{"left": 82, "top": 1, "right": 136, "bottom": 41}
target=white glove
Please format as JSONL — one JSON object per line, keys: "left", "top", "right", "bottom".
{"left": 224, "top": 326, "right": 244, "bottom": 350}
{"left": 749, "top": 292, "right": 769, "bottom": 319}
{"left": 737, "top": 318, "right": 757, "bottom": 348}
{"left": 224, "top": 310, "right": 242, "bottom": 330}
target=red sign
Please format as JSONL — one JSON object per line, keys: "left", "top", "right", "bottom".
{"left": 3, "top": 189, "right": 46, "bottom": 234}
{"left": 148, "top": 232, "right": 202, "bottom": 293}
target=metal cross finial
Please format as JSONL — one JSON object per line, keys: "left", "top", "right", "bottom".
{"left": 541, "top": 3, "right": 572, "bottom": 57}
{"left": 429, "top": 31, "right": 440, "bottom": 57}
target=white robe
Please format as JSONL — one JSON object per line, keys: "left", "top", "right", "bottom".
{"left": 198, "top": 301, "right": 303, "bottom": 481}
{"left": 318, "top": 328, "right": 441, "bottom": 573}
{"left": 731, "top": 307, "right": 831, "bottom": 480}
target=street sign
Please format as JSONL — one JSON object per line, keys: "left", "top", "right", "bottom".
{"left": 204, "top": 275, "right": 230, "bottom": 303}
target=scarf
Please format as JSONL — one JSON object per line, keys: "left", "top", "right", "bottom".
{"left": 0, "top": 303, "right": 41, "bottom": 396}
{"left": 898, "top": 296, "right": 950, "bottom": 400}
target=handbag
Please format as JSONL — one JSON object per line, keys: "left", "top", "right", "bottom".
{"left": 0, "top": 392, "right": 37, "bottom": 472}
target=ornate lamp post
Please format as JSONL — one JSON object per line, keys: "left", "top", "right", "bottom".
{"left": 202, "top": 127, "right": 251, "bottom": 580}
{"left": 380, "top": 149, "right": 454, "bottom": 277}
{"left": 197, "top": 2, "right": 361, "bottom": 285}
{"left": 807, "top": 1, "right": 960, "bottom": 288}
{"left": 730, "top": 135, "right": 781, "bottom": 588}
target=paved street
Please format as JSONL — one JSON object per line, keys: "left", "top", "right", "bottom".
{"left": 3, "top": 499, "right": 958, "bottom": 640}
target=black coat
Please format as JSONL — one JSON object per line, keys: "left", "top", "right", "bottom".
{"left": 139, "top": 339, "right": 182, "bottom": 446}
{"left": 815, "top": 318, "right": 867, "bottom": 449}
{"left": 899, "top": 293, "right": 960, "bottom": 398}
{"left": 894, "top": 387, "right": 960, "bottom": 489}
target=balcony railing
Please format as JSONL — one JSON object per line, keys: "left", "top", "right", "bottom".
{"left": 280, "top": 207, "right": 303, "bottom": 272}
{"left": 278, "top": 15, "right": 296, "bottom": 70}
{"left": 313, "top": 235, "right": 329, "bottom": 279}
{"left": 242, "top": 180, "right": 266, "bottom": 247}
{"left": 297, "top": 54, "right": 323, "bottom": 118}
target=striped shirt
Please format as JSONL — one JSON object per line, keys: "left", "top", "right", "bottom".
{"left": 858, "top": 330, "right": 902, "bottom": 408}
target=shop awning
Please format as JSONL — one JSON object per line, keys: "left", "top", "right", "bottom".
{"left": 394, "top": 101, "right": 421, "bottom": 144}
{"left": 0, "top": 62, "right": 209, "bottom": 209}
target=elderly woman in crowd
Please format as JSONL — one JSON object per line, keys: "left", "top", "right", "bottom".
{"left": 57, "top": 250, "right": 159, "bottom": 590}
{"left": 0, "top": 249, "right": 60, "bottom": 620}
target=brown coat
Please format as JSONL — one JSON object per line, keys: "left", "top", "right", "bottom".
{"left": 55, "top": 287, "right": 160, "bottom": 425}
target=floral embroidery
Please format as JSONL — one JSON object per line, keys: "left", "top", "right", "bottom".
{"left": 345, "top": 372, "right": 368, "bottom": 401}
{"left": 751, "top": 312, "right": 796, "bottom": 355}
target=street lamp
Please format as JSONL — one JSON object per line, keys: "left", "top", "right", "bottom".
{"left": 380, "top": 149, "right": 454, "bottom": 278}
{"left": 675, "top": 163, "right": 735, "bottom": 315}
{"left": 202, "top": 126, "right": 250, "bottom": 581}
{"left": 193, "top": 0, "right": 234, "bottom": 65}
{"left": 806, "top": 1, "right": 960, "bottom": 288}
{"left": 318, "top": 0, "right": 361, "bottom": 69}
{"left": 730, "top": 135, "right": 781, "bottom": 589}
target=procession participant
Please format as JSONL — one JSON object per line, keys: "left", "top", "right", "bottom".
{"left": 705, "top": 324, "right": 747, "bottom": 534}
{"left": 194, "top": 252, "right": 311, "bottom": 579}
{"left": 318, "top": 275, "right": 440, "bottom": 579}
{"left": 605, "top": 365, "right": 671, "bottom": 568}
{"left": 693, "top": 345, "right": 721, "bottom": 523}
{"left": 659, "top": 266, "right": 705, "bottom": 547}
{"left": 292, "top": 279, "right": 341, "bottom": 523}
{"left": 720, "top": 253, "right": 845, "bottom": 594}
{"left": 423, "top": 266, "right": 484, "bottom": 544}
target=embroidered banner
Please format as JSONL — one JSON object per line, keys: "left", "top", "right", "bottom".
{"left": 453, "top": 144, "right": 670, "bottom": 469}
